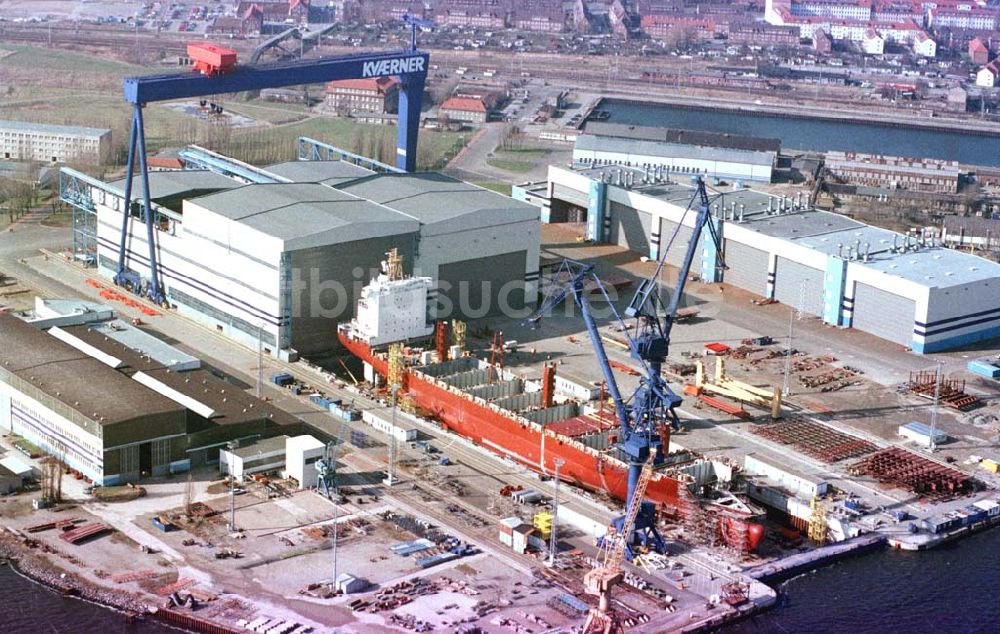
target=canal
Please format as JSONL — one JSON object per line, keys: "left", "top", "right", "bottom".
{"left": 592, "top": 98, "right": 1000, "bottom": 167}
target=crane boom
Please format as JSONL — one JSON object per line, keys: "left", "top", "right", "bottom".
{"left": 528, "top": 176, "right": 723, "bottom": 562}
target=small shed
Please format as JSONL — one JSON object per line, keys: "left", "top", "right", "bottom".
{"left": 511, "top": 523, "right": 534, "bottom": 554}
{"left": 898, "top": 422, "right": 948, "bottom": 448}
{"left": 0, "top": 455, "right": 36, "bottom": 479}
{"left": 335, "top": 573, "right": 368, "bottom": 594}
{"left": 0, "top": 464, "right": 21, "bottom": 494}
{"left": 499, "top": 516, "right": 521, "bottom": 548}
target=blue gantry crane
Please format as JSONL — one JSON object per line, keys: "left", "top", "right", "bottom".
{"left": 401, "top": 14, "right": 435, "bottom": 52}
{"left": 114, "top": 44, "right": 429, "bottom": 304}
{"left": 530, "top": 176, "right": 723, "bottom": 558}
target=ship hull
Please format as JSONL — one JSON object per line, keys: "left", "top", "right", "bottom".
{"left": 339, "top": 330, "right": 763, "bottom": 551}
{"left": 339, "top": 332, "right": 680, "bottom": 507}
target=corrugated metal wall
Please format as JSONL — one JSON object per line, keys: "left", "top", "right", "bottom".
{"left": 852, "top": 282, "right": 915, "bottom": 346}
{"left": 495, "top": 391, "right": 543, "bottom": 412}
{"left": 773, "top": 258, "right": 824, "bottom": 316}
{"left": 551, "top": 183, "right": 590, "bottom": 208}
{"left": 522, "top": 403, "right": 579, "bottom": 424}
{"left": 660, "top": 220, "right": 703, "bottom": 271}
{"left": 722, "top": 240, "right": 769, "bottom": 295}
{"left": 467, "top": 379, "right": 523, "bottom": 400}
{"left": 610, "top": 202, "right": 653, "bottom": 254}
{"left": 438, "top": 250, "right": 528, "bottom": 319}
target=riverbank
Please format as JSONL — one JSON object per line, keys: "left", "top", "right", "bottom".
{"left": 0, "top": 528, "right": 154, "bottom": 614}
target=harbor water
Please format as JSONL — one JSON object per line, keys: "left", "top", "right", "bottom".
{"left": 722, "top": 525, "right": 1000, "bottom": 633}
{"left": 594, "top": 98, "right": 1000, "bottom": 167}
{"left": 0, "top": 564, "right": 180, "bottom": 634}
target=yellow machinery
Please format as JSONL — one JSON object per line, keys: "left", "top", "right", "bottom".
{"left": 582, "top": 451, "right": 656, "bottom": 634}
{"left": 533, "top": 512, "right": 553, "bottom": 539}
{"left": 693, "top": 357, "right": 783, "bottom": 419}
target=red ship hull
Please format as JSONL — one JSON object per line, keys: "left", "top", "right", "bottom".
{"left": 339, "top": 331, "right": 763, "bottom": 551}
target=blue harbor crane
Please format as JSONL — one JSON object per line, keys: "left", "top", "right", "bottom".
{"left": 529, "top": 176, "right": 723, "bottom": 559}
{"left": 113, "top": 44, "right": 429, "bottom": 304}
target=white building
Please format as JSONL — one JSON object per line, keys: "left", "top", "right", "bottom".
{"left": 0, "top": 120, "right": 111, "bottom": 164}
{"left": 361, "top": 409, "right": 418, "bottom": 442}
{"left": 545, "top": 163, "right": 1000, "bottom": 353}
{"left": 219, "top": 435, "right": 288, "bottom": 481}
{"left": 862, "top": 29, "right": 884, "bottom": 55}
{"left": 573, "top": 123, "right": 778, "bottom": 183}
{"left": 286, "top": 435, "right": 325, "bottom": 489}
{"left": 912, "top": 31, "right": 936, "bottom": 58}
{"left": 977, "top": 62, "right": 999, "bottom": 88}
{"left": 789, "top": 0, "right": 871, "bottom": 21}
{"left": 745, "top": 453, "right": 829, "bottom": 499}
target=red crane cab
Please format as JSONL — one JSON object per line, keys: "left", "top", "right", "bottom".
{"left": 187, "top": 43, "right": 238, "bottom": 76}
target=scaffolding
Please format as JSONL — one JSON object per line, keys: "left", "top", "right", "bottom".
{"left": 808, "top": 496, "right": 827, "bottom": 544}
{"left": 387, "top": 343, "right": 405, "bottom": 391}
{"left": 451, "top": 319, "right": 467, "bottom": 351}
{"left": 384, "top": 248, "right": 404, "bottom": 281}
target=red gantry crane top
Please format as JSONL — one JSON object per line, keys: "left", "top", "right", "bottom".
{"left": 187, "top": 43, "right": 238, "bottom": 76}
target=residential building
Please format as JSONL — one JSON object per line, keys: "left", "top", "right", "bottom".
{"left": 929, "top": 7, "right": 997, "bottom": 32}
{"left": 325, "top": 77, "right": 400, "bottom": 115}
{"left": 825, "top": 151, "right": 960, "bottom": 194}
{"left": 362, "top": 0, "right": 425, "bottom": 21}
{"left": 514, "top": 0, "right": 566, "bottom": 32}
{"left": 969, "top": 37, "right": 990, "bottom": 66}
{"left": 433, "top": 0, "right": 508, "bottom": 28}
{"left": 0, "top": 120, "right": 111, "bottom": 164}
{"left": 813, "top": 26, "right": 832, "bottom": 52}
{"left": 726, "top": 21, "right": 802, "bottom": 47}
{"left": 913, "top": 31, "right": 935, "bottom": 57}
{"left": 439, "top": 96, "right": 489, "bottom": 124}
{"left": 862, "top": 28, "right": 884, "bottom": 54}
{"left": 641, "top": 15, "right": 718, "bottom": 42}
{"left": 790, "top": 0, "right": 871, "bottom": 21}
{"left": 977, "top": 61, "right": 1000, "bottom": 88}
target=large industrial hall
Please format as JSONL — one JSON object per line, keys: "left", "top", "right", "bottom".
{"left": 543, "top": 163, "right": 1000, "bottom": 353}
{"left": 65, "top": 145, "right": 540, "bottom": 359}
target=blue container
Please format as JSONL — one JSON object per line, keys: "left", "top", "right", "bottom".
{"left": 271, "top": 372, "right": 294, "bottom": 386}
{"left": 967, "top": 359, "right": 1000, "bottom": 379}
{"left": 844, "top": 499, "right": 861, "bottom": 511}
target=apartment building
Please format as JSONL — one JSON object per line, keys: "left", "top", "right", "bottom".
{"left": 0, "top": 121, "right": 112, "bottom": 164}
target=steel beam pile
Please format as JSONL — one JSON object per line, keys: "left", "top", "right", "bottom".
{"left": 849, "top": 447, "right": 981, "bottom": 501}
{"left": 750, "top": 418, "right": 877, "bottom": 463}
{"left": 907, "top": 371, "right": 982, "bottom": 411}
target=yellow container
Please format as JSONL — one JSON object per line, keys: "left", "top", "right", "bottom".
{"left": 981, "top": 459, "right": 999, "bottom": 473}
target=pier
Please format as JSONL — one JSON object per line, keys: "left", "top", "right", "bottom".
{"left": 745, "top": 534, "right": 887, "bottom": 584}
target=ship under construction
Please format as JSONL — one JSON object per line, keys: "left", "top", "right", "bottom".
{"left": 338, "top": 250, "right": 765, "bottom": 553}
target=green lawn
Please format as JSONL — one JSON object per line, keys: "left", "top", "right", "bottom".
{"left": 474, "top": 181, "right": 513, "bottom": 196}
{"left": 0, "top": 45, "right": 144, "bottom": 74}
{"left": 487, "top": 158, "right": 535, "bottom": 173}
{"left": 495, "top": 147, "right": 550, "bottom": 158}
{"left": 218, "top": 117, "right": 467, "bottom": 169}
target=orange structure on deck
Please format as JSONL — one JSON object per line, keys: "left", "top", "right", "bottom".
{"left": 187, "top": 43, "right": 238, "bottom": 76}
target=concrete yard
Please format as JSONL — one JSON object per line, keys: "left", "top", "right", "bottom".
{"left": 0, "top": 211, "right": 997, "bottom": 632}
